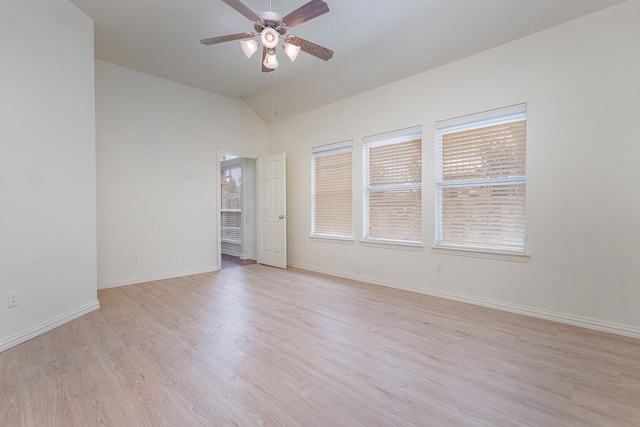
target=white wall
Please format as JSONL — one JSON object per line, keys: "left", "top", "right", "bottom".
{"left": 0, "top": 0, "right": 98, "bottom": 351}
{"left": 96, "top": 61, "right": 268, "bottom": 288}
{"left": 270, "top": 1, "right": 640, "bottom": 337}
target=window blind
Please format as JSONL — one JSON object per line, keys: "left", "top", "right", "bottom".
{"left": 364, "top": 127, "right": 422, "bottom": 243}
{"left": 436, "top": 104, "right": 526, "bottom": 253}
{"left": 221, "top": 165, "right": 242, "bottom": 243}
{"left": 312, "top": 142, "right": 353, "bottom": 237}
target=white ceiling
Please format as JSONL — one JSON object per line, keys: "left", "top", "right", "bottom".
{"left": 69, "top": 0, "right": 627, "bottom": 124}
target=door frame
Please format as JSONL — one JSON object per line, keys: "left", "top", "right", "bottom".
{"left": 216, "top": 148, "right": 259, "bottom": 270}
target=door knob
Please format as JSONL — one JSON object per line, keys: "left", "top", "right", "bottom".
{"left": 279, "top": 214, "right": 287, "bottom": 219}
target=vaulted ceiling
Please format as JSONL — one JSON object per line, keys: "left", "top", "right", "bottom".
{"left": 69, "top": 0, "right": 627, "bottom": 124}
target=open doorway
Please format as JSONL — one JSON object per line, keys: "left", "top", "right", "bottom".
{"left": 218, "top": 152, "right": 257, "bottom": 269}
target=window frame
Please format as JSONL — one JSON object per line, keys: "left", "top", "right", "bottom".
{"left": 363, "top": 126, "right": 423, "bottom": 246}
{"left": 435, "top": 103, "right": 528, "bottom": 258}
{"left": 220, "top": 160, "right": 242, "bottom": 244}
{"left": 311, "top": 140, "right": 354, "bottom": 240}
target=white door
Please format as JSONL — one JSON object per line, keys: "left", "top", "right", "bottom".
{"left": 257, "top": 153, "right": 287, "bottom": 268}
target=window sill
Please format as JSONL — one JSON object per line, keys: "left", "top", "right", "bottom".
{"left": 309, "top": 235, "right": 356, "bottom": 245}
{"left": 432, "top": 245, "right": 530, "bottom": 262}
{"left": 361, "top": 239, "right": 424, "bottom": 252}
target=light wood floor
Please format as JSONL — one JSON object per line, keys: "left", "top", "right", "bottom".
{"left": 1, "top": 265, "right": 639, "bottom": 426}
{"left": 221, "top": 254, "right": 257, "bottom": 270}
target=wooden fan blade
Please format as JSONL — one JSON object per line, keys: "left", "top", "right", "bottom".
{"left": 281, "top": 0, "right": 329, "bottom": 28}
{"left": 200, "top": 32, "right": 255, "bottom": 45}
{"left": 222, "top": 0, "right": 261, "bottom": 22}
{"left": 288, "top": 36, "right": 333, "bottom": 61}
{"left": 261, "top": 47, "right": 275, "bottom": 73}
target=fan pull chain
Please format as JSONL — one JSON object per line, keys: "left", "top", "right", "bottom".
{"left": 274, "top": 68, "right": 278, "bottom": 116}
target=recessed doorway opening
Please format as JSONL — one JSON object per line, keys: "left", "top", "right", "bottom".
{"left": 218, "top": 152, "right": 257, "bottom": 269}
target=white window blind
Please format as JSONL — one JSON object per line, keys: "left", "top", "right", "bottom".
{"left": 436, "top": 104, "right": 526, "bottom": 253}
{"left": 364, "top": 126, "right": 422, "bottom": 244}
{"left": 221, "top": 165, "right": 242, "bottom": 243}
{"left": 311, "top": 141, "right": 353, "bottom": 238}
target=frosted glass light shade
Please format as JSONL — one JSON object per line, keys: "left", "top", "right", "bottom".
{"left": 263, "top": 49, "right": 278, "bottom": 69}
{"left": 261, "top": 27, "right": 279, "bottom": 49}
{"left": 284, "top": 42, "right": 301, "bottom": 62}
{"left": 240, "top": 39, "right": 259, "bottom": 58}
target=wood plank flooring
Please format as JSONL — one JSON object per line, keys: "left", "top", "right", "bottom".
{"left": 1, "top": 264, "right": 640, "bottom": 426}
{"left": 221, "top": 254, "right": 257, "bottom": 269}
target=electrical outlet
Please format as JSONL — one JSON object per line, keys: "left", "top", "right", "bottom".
{"left": 8, "top": 291, "right": 18, "bottom": 308}
{"left": 436, "top": 261, "right": 444, "bottom": 273}
{"left": 132, "top": 253, "right": 140, "bottom": 263}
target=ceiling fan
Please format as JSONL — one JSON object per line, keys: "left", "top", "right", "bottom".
{"left": 201, "top": 0, "right": 334, "bottom": 72}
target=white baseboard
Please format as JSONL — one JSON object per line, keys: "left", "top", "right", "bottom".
{"left": 289, "top": 262, "right": 640, "bottom": 340}
{"left": 97, "top": 265, "right": 220, "bottom": 290}
{"left": 0, "top": 300, "right": 100, "bottom": 353}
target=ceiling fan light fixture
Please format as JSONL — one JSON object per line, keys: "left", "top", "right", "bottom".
{"left": 240, "top": 39, "right": 259, "bottom": 58}
{"left": 201, "top": 0, "right": 333, "bottom": 73}
{"left": 263, "top": 49, "right": 279, "bottom": 69}
{"left": 261, "top": 27, "right": 279, "bottom": 49}
{"left": 283, "top": 42, "right": 301, "bottom": 62}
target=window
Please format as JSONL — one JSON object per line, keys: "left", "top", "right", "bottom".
{"left": 221, "top": 163, "right": 242, "bottom": 243}
{"left": 311, "top": 141, "right": 353, "bottom": 238}
{"left": 364, "top": 126, "right": 422, "bottom": 244}
{"left": 436, "top": 104, "right": 526, "bottom": 253}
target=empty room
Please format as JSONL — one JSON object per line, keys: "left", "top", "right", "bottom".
{"left": 1, "top": 0, "right": 639, "bottom": 425}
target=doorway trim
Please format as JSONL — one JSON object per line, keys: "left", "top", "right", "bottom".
{"left": 216, "top": 148, "right": 259, "bottom": 271}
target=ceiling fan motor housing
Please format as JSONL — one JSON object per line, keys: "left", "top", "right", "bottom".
{"left": 257, "top": 10, "right": 287, "bottom": 35}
